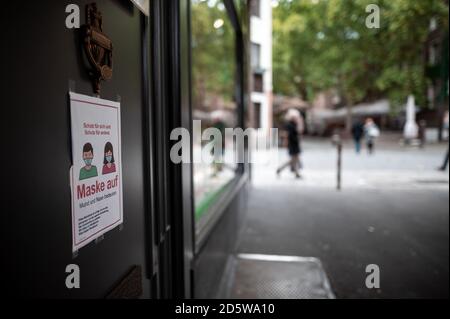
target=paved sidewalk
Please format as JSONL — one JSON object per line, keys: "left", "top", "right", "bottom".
{"left": 253, "top": 136, "right": 449, "bottom": 190}
{"left": 238, "top": 136, "right": 449, "bottom": 298}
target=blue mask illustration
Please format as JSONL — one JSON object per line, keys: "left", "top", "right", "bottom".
{"left": 106, "top": 155, "right": 113, "bottom": 163}
{"left": 84, "top": 158, "right": 93, "bottom": 166}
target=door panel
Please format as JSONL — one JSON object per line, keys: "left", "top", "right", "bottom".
{"left": 4, "top": 0, "right": 151, "bottom": 298}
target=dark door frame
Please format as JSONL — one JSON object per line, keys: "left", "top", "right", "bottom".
{"left": 148, "top": 0, "right": 247, "bottom": 299}
{"left": 148, "top": 0, "right": 195, "bottom": 299}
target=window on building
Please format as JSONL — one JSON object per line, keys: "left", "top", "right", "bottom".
{"left": 250, "top": 0, "right": 260, "bottom": 17}
{"left": 191, "top": 0, "right": 239, "bottom": 230}
{"left": 253, "top": 73, "right": 264, "bottom": 93}
{"left": 251, "top": 42, "right": 261, "bottom": 70}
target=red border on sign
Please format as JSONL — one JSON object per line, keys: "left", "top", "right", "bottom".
{"left": 70, "top": 97, "right": 123, "bottom": 250}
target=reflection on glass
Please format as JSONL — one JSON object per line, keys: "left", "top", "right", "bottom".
{"left": 192, "top": 0, "right": 237, "bottom": 223}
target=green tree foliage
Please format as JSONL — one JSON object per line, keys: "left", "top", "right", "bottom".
{"left": 192, "top": 0, "right": 236, "bottom": 110}
{"left": 273, "top": 0, "right": 448, "bottom": 112}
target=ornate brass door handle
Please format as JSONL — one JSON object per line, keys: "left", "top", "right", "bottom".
{"left": 83, "top": 3, "right": 113, "bottom": 95}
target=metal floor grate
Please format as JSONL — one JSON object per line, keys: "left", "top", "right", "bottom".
{"left": 226, "top": 254, "right": 335, "bottom": 299}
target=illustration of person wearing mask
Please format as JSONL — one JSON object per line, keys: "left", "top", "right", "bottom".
{"left": 79, "top": 143, "right": 98, "bottom": 180}
{"left": 102, "top": 142, "right": 117, "bottom": 175}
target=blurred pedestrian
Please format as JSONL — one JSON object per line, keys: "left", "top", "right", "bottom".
{"left": 364, "top": 118, "right": 380, "bottom": 154}
{"left": 438, "top": 148, "right": 449, "bottom": 171}
{"left": 351, "top": 119, "right": 364, "bottom": 153}
{"left": 276, "top": 109, "right": 304, "bottom": 179}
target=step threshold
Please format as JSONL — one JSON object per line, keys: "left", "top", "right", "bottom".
{"left": 218, "top": 254, "right": 335, "bottom": 299}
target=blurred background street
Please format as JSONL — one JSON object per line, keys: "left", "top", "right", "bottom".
{"left": 239, "top": 134, "right": 449, "bottom": 298}
{"left": 254, "top": 133, "right": 449, "bottom": 190}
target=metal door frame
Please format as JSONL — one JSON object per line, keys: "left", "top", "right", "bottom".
{"left": 147, "top": 0, "right": 194, "bottom": 299}
{"left": 147, "top": 0, "right": 247, "bottom": 299}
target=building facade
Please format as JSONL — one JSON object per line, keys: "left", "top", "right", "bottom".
{"left": 250, "top": 0, "right": 273, "bottom": 136}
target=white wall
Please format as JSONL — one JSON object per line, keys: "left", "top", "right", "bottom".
{"left": 250, "top": 0, "right": 273, "bottom": 131}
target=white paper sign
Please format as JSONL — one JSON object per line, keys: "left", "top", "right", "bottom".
{"left": 69, "top": 92, "right": 123, "bottom": 252}
{"left": 130, "top": 0, "right": 149, "bottom": 16}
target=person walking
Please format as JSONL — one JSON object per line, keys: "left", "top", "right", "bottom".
{"left": 351, "top": 119, "right": 365, "bottom": 153}
{"left": 438, "top": 111, "right": 449, "bottom": 171}
{"left": 276, "top": 109, "right": 303, "bottom": 179}
{"left": 438, "top": 148, "right": 449, "bottom": 171}
{"left": 364, "top": 118, "right": 380, "bottom": 154}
